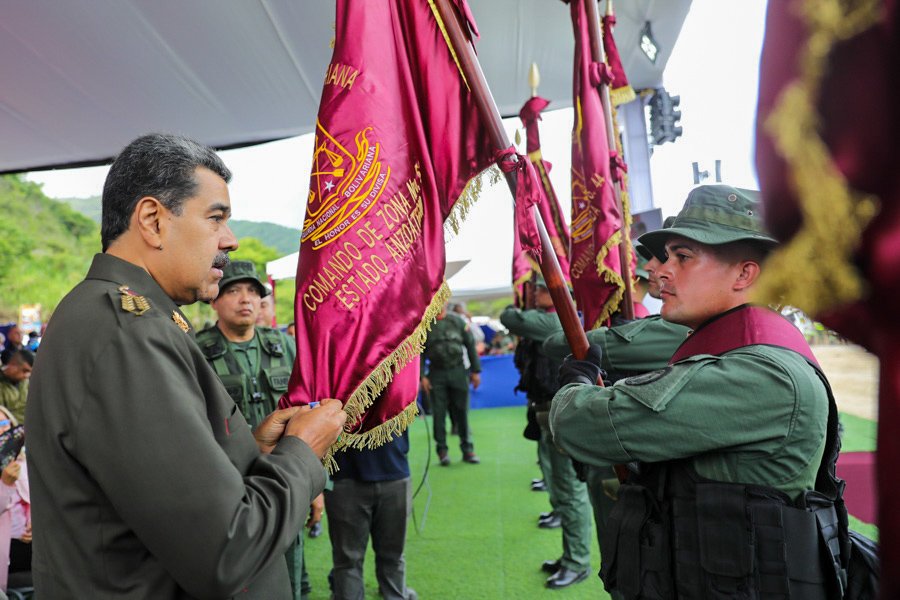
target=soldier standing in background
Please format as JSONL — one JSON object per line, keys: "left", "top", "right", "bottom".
{"left": 501, "top": 279, "right": 592, "bottom": 589}
{"left": 196, "top": 260, "right": 320, "bottom": 600}
{"left": 420, "top": 303, "right": 481, "bottom": 466}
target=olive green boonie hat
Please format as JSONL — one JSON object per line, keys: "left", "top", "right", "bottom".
{"left": 638, "top": 185, "right": 778, "bottom": 260}
{"left": 217, "top": 260, "right": 270, "bottom": 298}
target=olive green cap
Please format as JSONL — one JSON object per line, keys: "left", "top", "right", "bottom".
{"left": 217, "top": 260, "right": 269, "bottom": 298}
{"left": 638, "top": 185, "right": 778, "bottom": 260}
{"left": 633, "top": 249, "right": 650, "bottom": 280}
{"left": 634, "top": 242, "right": 654, "bottom": 262}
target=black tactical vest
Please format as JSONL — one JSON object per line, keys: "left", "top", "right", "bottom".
{"left": 195, "top": 326, "right": 294, "bottom": 429}
{"left": 513, "top": 338, "right": 559, "bottom": 402}
{"left": 600, "top": 360, "right": 849, "bottom": 600}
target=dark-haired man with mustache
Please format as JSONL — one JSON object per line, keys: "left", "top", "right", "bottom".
{"left": 26, "top": 133, "right": 346, "bottom": 599}
{"left": 551, "top": 186, "right": 846, "bottom": 598}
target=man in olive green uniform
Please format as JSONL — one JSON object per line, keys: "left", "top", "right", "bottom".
{"left": 551, "top": 186, "right": 842, "bottom": 598}
{"left": 0, "top": 349, "right": 32, "bottom": 424}
{"left": 543, "top": 246, "right": 689, "bottom": 600}
{"left": 197, "top": 261, "right": 295, "bottom": 429}
{"left": 501, "top": 283, "right": 593, "bottom": 589}
{"left": 25, "top": 133, "right": 346, "bottom": 599}
{"left": 421, "top": 304, "right": 481, "bottom": 465}
{"left": 196, "top": 260, "right": 315, "bottom": 600}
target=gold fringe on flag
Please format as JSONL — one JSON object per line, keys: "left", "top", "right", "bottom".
{"left": 753, "top": 0, "right": 880, "bottom": 314}
{"left": 591, "top": 228, "right": 626, "bottom": 329}
{"left": 323, "top": 163, "right": 496, "bottom": 472}
{"left": 323, "top": 281, "right": 451, "bottom": 472}
{"left": 445, "top": 166, "right": 501, "bottom": 237}
{"left": 609, "top": 85, "right": 636, "bottom": 107}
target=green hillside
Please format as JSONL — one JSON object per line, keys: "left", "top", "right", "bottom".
{"left": 229, "top": 220, "right": 299, "bottom": 256}
{"left": 0, "top": 175, "right": 100, "bottom": 321}
{"left": 58, "top": 194, "right": 299, "bottom": 256}
{"left": 0, "top": 176, "right": 293, "bottom": 326}
{"left": 57, "top": 195, "right": 102, "bottom": 223}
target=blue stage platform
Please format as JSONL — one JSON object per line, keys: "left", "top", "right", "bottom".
{"left": 470, "top": 354, "right": 525, "bottom": 409}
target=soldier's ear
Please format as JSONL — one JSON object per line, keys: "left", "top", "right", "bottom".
{"left": 733, "top": 260, "right": 761, "bottom": 291}
{"left": 133, "top": 196, "right": 164, "bottom": 250}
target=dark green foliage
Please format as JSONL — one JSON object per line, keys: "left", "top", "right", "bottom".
{"left": 0, "top": 175, "right": 99, "bottom": 320}
{"left": 58, "top": 194, "right": 300, "bottom": 255}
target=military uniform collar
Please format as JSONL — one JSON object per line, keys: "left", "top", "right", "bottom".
{"left": 87, "top": 253, "right": 193, "bottom": 330}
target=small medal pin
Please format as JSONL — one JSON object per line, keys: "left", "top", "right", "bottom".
{"left": 172, "top": 311, "right": 190, "bottom": 333}
{"left": 119, "top": 285, "right": 150, "bottom": 316}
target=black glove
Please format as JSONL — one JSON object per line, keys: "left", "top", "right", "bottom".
{"left": 558, "top": 344, "right": 603, "bottom": 386}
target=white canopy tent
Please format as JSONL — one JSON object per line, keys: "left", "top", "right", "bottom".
{"left": 1, "top": 0, "right": 690, "bottom": 174}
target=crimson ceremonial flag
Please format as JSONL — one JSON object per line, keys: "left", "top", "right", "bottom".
{"left": 513, "top": 96, "right": 572, "bottom": 305}
{"left": 567, "top": 0, "right": 627, "bottom": 330}
{"left": 756, "top": 1, "right": 898, "bottom": 590}
{"left": 601, "top": 8, "right": 636, "bottom": 107}
{"left": 282, "top": 0, "right": 494, "bottom": 463}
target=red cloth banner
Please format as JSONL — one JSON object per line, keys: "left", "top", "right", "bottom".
{"left": 567, "top": 0, "right": 626, "bottom": 330}
{"left": 601, "top": 11, "right": 636, "bottom": 107}
{"left": 282, "top": 0, "right": 494, "bottom": 463}
{"left": 756, "top": 1, "right": 899, "bottom": 590}
{"left": 513, "top": 96, "right": 572, "bottom": 305}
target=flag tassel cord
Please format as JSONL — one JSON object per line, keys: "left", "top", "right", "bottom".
{"left": 754, "top": 0, "right": 879, "bottom": 313}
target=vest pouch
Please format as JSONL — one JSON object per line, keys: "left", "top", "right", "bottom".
{"left": 601, "top": 484, "right": 673, "bottom": 600}
{"left": 218, "top": 373, "right": 247, "bottom": 410}
{"left": 262, "top": 365, "right": 291, "bottom": 394}
{"left": 696, "top": 483, "right": 754, "bottom": 599}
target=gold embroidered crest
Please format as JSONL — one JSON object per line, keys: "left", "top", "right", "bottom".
{"left": 172, "top": 311, "right": 190, "bottom": 333}
{"left": 118, "top": 285, "right": 150, "bottom": 316}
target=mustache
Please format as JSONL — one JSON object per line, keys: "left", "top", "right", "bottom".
{"left": 212, "top": 253, "right": 230, "bottom": 269}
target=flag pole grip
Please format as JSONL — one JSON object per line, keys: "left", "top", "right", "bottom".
{"left": 432, "top": 0, "right": 591, "bottom": 362}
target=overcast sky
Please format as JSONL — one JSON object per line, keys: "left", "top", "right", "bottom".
{"left": 27, "top": 0, "right": 768, "bottom": 293}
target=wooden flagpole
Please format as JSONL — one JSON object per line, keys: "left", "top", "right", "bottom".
{"left": 432, "top": 0, "right": 591, "bottom": 361}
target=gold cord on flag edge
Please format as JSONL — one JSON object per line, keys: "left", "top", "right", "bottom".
{"left": 753, "top": 0, "right": 880, "bottom": 314}
{"left": 427, "top": 0, "right": 471, "bottom": 91}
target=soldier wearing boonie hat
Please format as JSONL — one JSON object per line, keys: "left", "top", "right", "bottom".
{"left": 549, "top": 185, "right": 848, "bottom": 598}
{"left": 196, "top": 260, "right": 313, "bottom": 599}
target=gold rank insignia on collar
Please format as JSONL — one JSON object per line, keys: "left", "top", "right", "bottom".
{"left": 172, "top": 311, "right": 190, "bottom": 333}
{"left": 118, "top": 285, "right": 150, "bottom": 316}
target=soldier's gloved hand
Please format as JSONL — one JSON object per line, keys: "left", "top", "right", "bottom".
{"left": 558, "top": 344, "right": 603, "bottom": 386}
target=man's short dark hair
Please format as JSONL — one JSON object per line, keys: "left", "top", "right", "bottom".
{"left": 710, "top": 239, "right": 773, "bottom": 265}
{"left": 9, "top": 349, "right": 34, "bottom": 367}
{"left": 101, "top": 133, "right": 232, "bottom": 251}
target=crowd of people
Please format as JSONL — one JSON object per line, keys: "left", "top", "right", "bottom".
{"left": 7, "top": 133, "right": 857, "bottom": 599}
